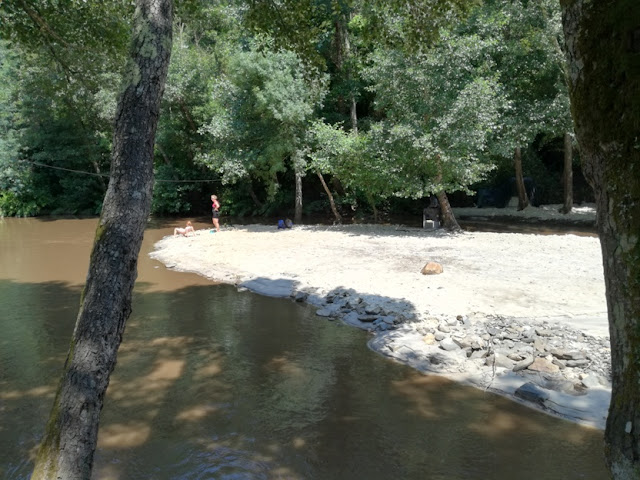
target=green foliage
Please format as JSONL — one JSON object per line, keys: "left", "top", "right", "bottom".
{"left": 198, "top": 44, "right": 327, "bottom": 202}
{"left": 462, "top": 0, "right": 572, "bottom": 154}
{"left": 362, "top": 42, "right": 502, "bottom": 199}
{"left": 0, "top": 0, "right": 577, "bottom": 218}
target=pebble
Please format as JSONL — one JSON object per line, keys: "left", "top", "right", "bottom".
{"left": 304, "top": 287, "right": 611, "bottom": 419}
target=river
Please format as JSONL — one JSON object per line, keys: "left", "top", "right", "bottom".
{"left": 0, "top": 218, "right": 609, "bottom": 479}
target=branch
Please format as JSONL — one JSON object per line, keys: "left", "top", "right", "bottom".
{"left": 19, "top": 0, "right": 72, "bottom": 48}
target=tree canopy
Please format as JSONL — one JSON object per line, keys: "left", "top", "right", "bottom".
{"left": 0, "top": 0, "right": 578, "bottom": 221}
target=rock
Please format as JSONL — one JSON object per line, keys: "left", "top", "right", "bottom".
{"left": 293, "top": 291, "right": 308, "bottom": 302}
{"left": 580, "top": 374, "right": 601, "bottom": 389}
{"left": 534, "top": 338, "right": 548, "bottom": 353}
{"left": 513, "top": 356, "right": 534, "bottom": 372}
{"left": 527, "top": 357, "right": 560, "bottom": 374}
{"left": 515, "top": 382, "right": 550, "bottom": 406}
{"left": 535, "top": 328, "right": 555, "bottom": 337}
{"left": 486, "top": 326, "right": 501, "bottom": 337}
{"left": 380, "top": 316, "right": 395, "bottom": 325}
{"left": 438, "top": 324, "right": 451, "bottom": 333}
{"left": 346, "top": 297, "right": 362, "bottom": 308}
{"left": 357, "top": 314, "right": 378, "bottom": 322}
{"left": 453, "top": 336, "right": 473, "bottom": 349}
{"left": 565, "top": 359, "right": 590, "bottom": 368}
{"left": 422, "top": 333, "right": 436, "bottom": 345}
{"left": 469, "top": 349, "right": 487, "bottom": 360}
{"left": 486, "top": 352, "right": 515, "bottom": 369}
{"left": 434, "top": 331, "right": 446, "bottom": 341}
{"left": 549, "top": 349, "right": 586, "bottom": 361}
{"left": 421, "top": 262, "right": 443, "bottom": 275}
{"left": 440, "top": 337, "right": 460, "bottom": 351}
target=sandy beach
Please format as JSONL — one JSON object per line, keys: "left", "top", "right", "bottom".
{"left": 150, "top": 206, "right": 611, "bottom": 429}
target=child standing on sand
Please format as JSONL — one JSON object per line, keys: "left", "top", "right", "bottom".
{"left": 174, "top": 221, "right": 195, "bottom": 237}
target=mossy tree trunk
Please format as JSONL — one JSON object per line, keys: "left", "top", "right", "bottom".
{"left": 561, "top": 1, "right": 640, "bottom": 478}
{"left": 31, "top": 1, "right": 173, "bottom": 479}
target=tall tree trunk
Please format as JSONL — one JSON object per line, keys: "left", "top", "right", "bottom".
{"left": 294, "top": 167, "right": 303, "bottom": 224}
{"left": 435, "top": 190, "right": 461, "bottom": 232}
{"left": 248, "top": 184, "right": 264, "bottom": 210}
{"left": 513, "top": 146, "right": 529, "bottom": 210}
{"left": 560, "top": 131, "right": 574, "bottom": 214}
{"left": 562, "top": 1, "right": 640, "bottom": 478}
{"left": 31, "top": 1, "right": 173, "bottom": 479}
{"left": 316, "top": 170, "right": 342, "bottom": 224}
{"left": 335, "top": 15, "right": 358, "bottom": 133}
{"left": 365, "top": 192, "right": 378, "bottom": 223}
{"left": 90, "top": 159, "right": 108, "bottom": 192}
{"left": 343, "top": 15, "right": 358, "bottom": 134}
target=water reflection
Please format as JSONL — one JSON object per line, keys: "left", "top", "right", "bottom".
{"left": 0, "top": 218, "right": 608, "bottom": 479}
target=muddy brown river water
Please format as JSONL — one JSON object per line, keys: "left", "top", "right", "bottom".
{"left": 0, "top": 218, "right": 609, "bottom": 479}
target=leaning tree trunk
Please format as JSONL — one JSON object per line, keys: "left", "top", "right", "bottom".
{"left": 513, "top": 146, "right": 529, "bottom": 210}
{"left": 562, "top": 1, "right": 640, "bottom": 478}
{"left": 560, "top": 131, "right": 573, "bottom": 214}
{"left": 31, "top": 1, "right": 173, "bottom": 479}
{"left": 435, "top": 190, "right": 461, "bottom": 232}
{"left": 316, "top": 170, "right": 342, "bottom": 224}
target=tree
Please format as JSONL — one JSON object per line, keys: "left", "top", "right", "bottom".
{"left": 0, "top": 0, "right": 132, "bottom": 216}
{"left": 198, "top": 45, "right": 327, "bottom": 219}
{"left": 561, "top": 1, "right": 640, "bottom": 478}
{"left": 153, "top": 2, "right": 242, "bottom": 215}
{"left": 560, "top": 131, "right": 573, "bottom": 214}
{"left": 31, "top": 1, "right": 173, "bottom": 478}
{"left": 363, "top": 41, "right": 502, "bottom": 229}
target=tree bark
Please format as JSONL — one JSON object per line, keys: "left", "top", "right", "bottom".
{"left": 365, "top": 192, "right": 378, "bottom": 223}
{"left": 316, "top": 170, "right": 342, "bottom": 224}
{"left": 435, "top": 190, "right": 461, "bottom": 232}
{"left": 561, "top": 1, "right": 640, "bottom": 478}
{"left": 248, "top": 184, "right": 264, "bottom": 209}
{"left": 343, "top": 16, "right": 358, "bottom": 134}
{"left": 560, "top": 131, "right": 573, "bottom": 214}
{"left": 334, "top": 15, "right": 358, "bottom": 133}
{"left": 513, "top": 146, "right": 529, "bottom": 210}
{"left": 294, "top": 167, "right": 303, "bottom": 224}
{"left": 31, "top": 1, "right": 173, "bottom": 479}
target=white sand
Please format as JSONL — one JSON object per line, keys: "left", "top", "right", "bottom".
{"left": 151, "top": 223, "right": 607, "bottom": 335}
{"left": 150, "top": 206, "right": 611, "bottom": 428}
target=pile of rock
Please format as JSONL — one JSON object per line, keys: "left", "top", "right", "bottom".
{"left": 423, "top": 315, "right": 610, "bottom": 391}
{"left": 296, "top": 287, "right": 612, "bottom": 425}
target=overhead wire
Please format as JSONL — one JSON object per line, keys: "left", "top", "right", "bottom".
{"left": 21, "top": 159, "right": 222, "bottom": 183}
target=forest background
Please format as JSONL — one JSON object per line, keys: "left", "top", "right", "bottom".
{"left": 0, "top": 0, "right": 592, "bottom": 223}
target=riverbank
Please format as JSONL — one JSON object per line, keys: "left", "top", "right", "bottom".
{"left": 150, "top": 207, "right": 610, "bottom": 429}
